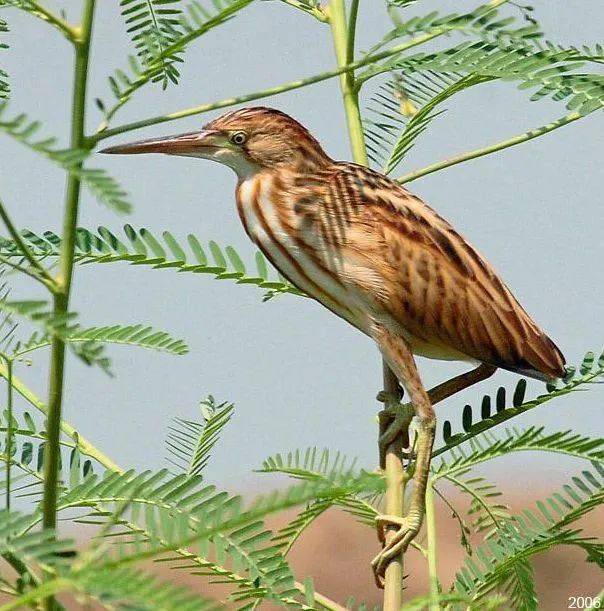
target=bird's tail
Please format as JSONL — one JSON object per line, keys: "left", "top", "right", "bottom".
{"left": 502, "top": 333, "right": 566, "bottom": 382}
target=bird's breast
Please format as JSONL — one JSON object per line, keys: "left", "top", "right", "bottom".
{"left": 235, "top": 173, "right": 383, "bottom": 333}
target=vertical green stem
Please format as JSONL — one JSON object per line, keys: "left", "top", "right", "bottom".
{"left": 42, "top": 6, "right": 96, "bottom": 607}
{"left": 4, "top": 358, "right": 12, "bottom": 511}
{"left": 425, "top": 480, "right": 439, "bottom": 610}
{"left": 328, "top": 1, "right": 405, "bottom": 607}
{"left": 42, "top": 0, "right": 96, "bottom": 552}
{"left": 381, "top": 368, "right": 405, "bottom": 610}
{"left": 328, "top": 0, "right": 368, "bottom": 165}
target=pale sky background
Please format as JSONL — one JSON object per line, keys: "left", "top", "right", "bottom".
{"left": 1, "top": 1, "right": 602, "bottom": 491}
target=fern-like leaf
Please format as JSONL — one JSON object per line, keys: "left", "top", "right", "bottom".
{"left": 0, "top": 300, "right": 188, "bottom": 375}
{"left": 0, "top": 225, "right": 301, "bottom": 299}
{"left": 435, "top": 349, "right": 604, "bottom": 456}
{"left": 119, "top": 0, "right": 183, "bottom": 89}
{"left": 53, "top": 468, "right": 381, "bottom": 608}
{"left": 12, "top": 322, "right": 189, "bottom": 361}
{"left": 9, "top": 562, "right": 221, "bottom": 610}
{"left": 0, "top": 104, "right": 131, "bottom": 213}
{"left": 0, "top": 415, "right": 95, "bottom": 502}
{"left": 365, "top": 2, "right": 543, "bottom": 59}
{"left": 100, "top": 0, "right": 253, "bottom": 127}
{"left": 362, "top": 42, "right": 604, "bottom": 116}
{"left": 365, "top": 72, "right": 488, "bottom": 171}
{"left": 453, "top": 466, "right": 604, "bottom": 604}
{"left": 259, "top": 447, "right": 361, "bottom": 485}
{"left": 166, "top": 396, "right": 234, "bottom": 476}
{"left": 0, "top": 509, "right": 74, "bottom": 567}
{"left": 434, "top": 426, "right": 604, "bottom": 481}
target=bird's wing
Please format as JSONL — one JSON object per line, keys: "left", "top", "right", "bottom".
{"left": 332, "top": 164, "right": 565, "bottom": 380}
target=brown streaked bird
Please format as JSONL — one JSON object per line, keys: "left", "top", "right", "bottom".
{"left": 100, "top": 106, "right": 565, "bottom": 586}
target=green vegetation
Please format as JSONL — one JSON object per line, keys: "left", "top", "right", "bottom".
{"left": 0, "top": 0, "right": 601, "bottom": 609}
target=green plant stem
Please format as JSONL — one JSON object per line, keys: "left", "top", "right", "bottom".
{"left": 42, "top": 6, "right": 96, "bottom": 585}
{"left": 329, "top": 0, "right": 368, "bottom": 165}
{"left": 425, "top": 481, "right": 439, "bottom": 611}
{"left": 345, "top": 0, "right": 360, "bottom": 65}
{"left": 381, "top": 369, "right": 406, "bottom": 609}
{"left": 4, "top": 358, "right": 12, "bottom": 510}
{"left": 91, "top": 28, "right": 452, "bottom": 143}
{"left": 0, "top": 362, "right": 120, "bottom": 471}
{"left": 398, "top": 111, "right": 583, "bottom": 184}
{"left": 293, "top": 582, "right": 346, "bottom": 611}
{"left": 328, "top": 2, "right": 405, "bottom": 604}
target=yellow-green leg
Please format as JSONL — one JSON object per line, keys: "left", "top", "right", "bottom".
{"left": 376, "top": 362, "right": 496, "bottom": 466}
{"left": 370, "top": 324, "right": 438, "bottom": 587}
{"left": 371, "top": 325, "right": 497, "bottom": 586}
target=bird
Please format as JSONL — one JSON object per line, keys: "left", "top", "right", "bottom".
{"left": 100, "top": 106, "right": 566, "bottom": 586}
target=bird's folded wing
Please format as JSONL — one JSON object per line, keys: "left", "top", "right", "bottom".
{"left": 333, "top": 164, "right": 565, "bottom": 380}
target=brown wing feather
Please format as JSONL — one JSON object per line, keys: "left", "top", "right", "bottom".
{"left": 336, "top": 164, "right": 565, "bottom": 380}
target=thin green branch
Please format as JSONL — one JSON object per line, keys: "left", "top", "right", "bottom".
{"left": 398, "top": 112, "right": 584, "bottom": 184}
{"left": 3, "top": 358, "right": 12, "bottom": 510}
{"left": 0, "top": 197, "right": 56, "bottom": 288}
{"left": 293, "top": 582, "right": 347, "bottom": 611}
{"left": 329, "top": 0, "right": 367, "bottom": 164}
{"left": 0, "top": 361, "right": 120, "bottom": 471}
{"left": 345, "top": 0, "right": 360, "bottom": 64}
{"left": 91, "top": 28, "right": 456, "bottom": 143}
{"left": 329, "top": 2, "right": 406, "bottom": 605}
{"left": 42, "top": 1, "right": 96, "bottom": 572}
{"left": 425, "top": 482, "right": 439, "bottom": 611}
{"left": 14, "top": 0, "right": 77, "bottom": 41}
{"left": 279, "top": 0, "right": 328, "bottom": 22}
{"left": 0, "top": 253, "right": 52, "bottom": 288}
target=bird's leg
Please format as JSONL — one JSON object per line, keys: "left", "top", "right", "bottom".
{"left": 370, "top": 324, "right": 436, "bottom": 588}
{"left": 427, "top": 363, "right": 496, "bottom": 405}
{"left": 377, "top": 390, "right": 414, "bottom": 469}
{"left": 376, "top": 363, "right": 495, "bottom": 467}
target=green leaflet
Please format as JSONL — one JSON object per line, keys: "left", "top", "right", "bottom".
{"left": 363, "top": 42, "right": 604, "bottom": 175}
{"left": 0, "top": 409, "right": 95, "bottom": 503}
{"left": 362, "top": 41, "right": 604, "bottom": 113}
{"left": 365, "top": 72, "right": 488, "bottom": 172}
{"left": 366, "top": 1, "right": 543, "bottom": 59}
{"left": 12, "top": 322, "right": 189, "bottom": 360}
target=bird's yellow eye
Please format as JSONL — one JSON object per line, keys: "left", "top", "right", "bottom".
{"left": 230, "top": 131, "right": 247, "bottom": 145}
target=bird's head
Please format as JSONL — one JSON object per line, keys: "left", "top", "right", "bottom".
{"left": 100, "top": 107, "right": 332, "bottom": 178}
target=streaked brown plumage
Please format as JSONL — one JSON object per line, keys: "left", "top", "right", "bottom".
{"left": 100, "top": 106, "right": 565, "bottom": 584}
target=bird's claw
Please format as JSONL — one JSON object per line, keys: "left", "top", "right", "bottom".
{"left": 377, "top": 396, "right": 414, "bottom": 468}
{"left": 371, "top": 513, "right": 422, "bottom": 589}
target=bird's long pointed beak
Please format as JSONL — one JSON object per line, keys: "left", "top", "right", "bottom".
{"left": 99, "top": 129, "right": 220, "bottom": 155}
